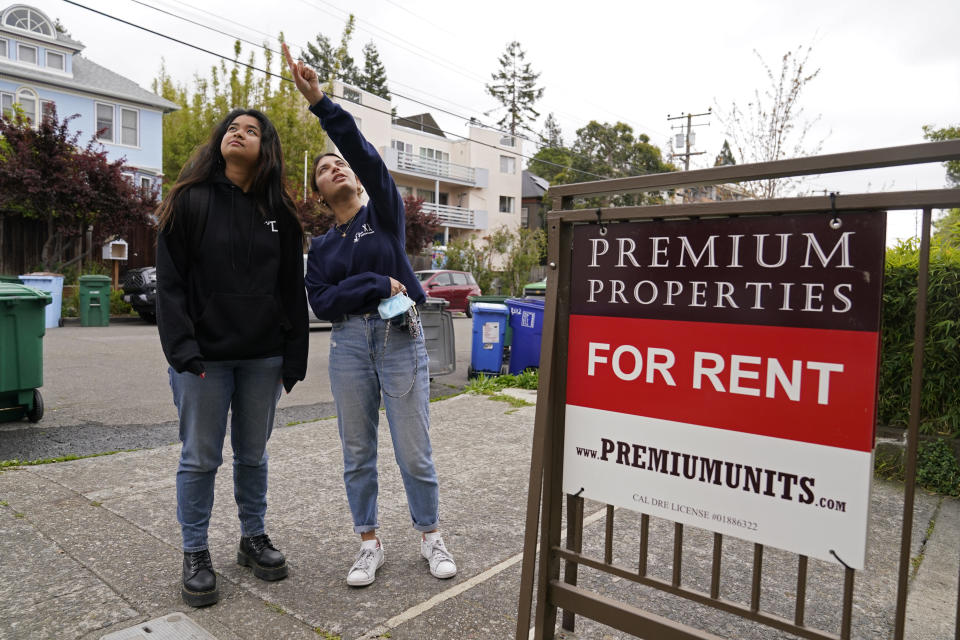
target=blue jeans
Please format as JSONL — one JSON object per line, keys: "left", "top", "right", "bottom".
{"left": 329, "top": 313, "right": 439, "bottom": 534}
{"left": 169, "top": 356, "right": 283, "bottom": 552}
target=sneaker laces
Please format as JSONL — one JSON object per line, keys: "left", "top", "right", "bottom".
{"left": 425, "top": 539, "right": 453, "bottom": 565}
{"left": 351, "top": 547, "right": 378, "bottom": 575}
{"left": 248, "top": 534, "right": 276, "bottom": 554}
{"left": 189, "top": 550, "right": 213, "bottom": 572}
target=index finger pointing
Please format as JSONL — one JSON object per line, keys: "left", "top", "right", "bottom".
{"left": 281, "top": 42, "right": 296, "bottom": 71}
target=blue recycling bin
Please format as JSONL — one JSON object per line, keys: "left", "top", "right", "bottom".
{"left": 18, "top": 273, "right": 64, "bottom": 329}
{"left": 469, "top": 302, "right": 509, "bottom": 377}
{"left": 506, "top": 297, "right": 546, "bottom": 375}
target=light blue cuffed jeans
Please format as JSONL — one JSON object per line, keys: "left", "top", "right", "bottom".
{"left": 169, "top": 356, "right": 283, "bottom": 552}
{"left": 329, "top": 313, "right": 439, "bottom": 534}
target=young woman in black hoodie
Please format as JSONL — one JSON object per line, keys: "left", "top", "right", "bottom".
{"left": 155, "top": 109, "right": 308, "bottom": 607}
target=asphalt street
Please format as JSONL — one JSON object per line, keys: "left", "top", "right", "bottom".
{"left": 0, "top": 315, "right": 476, "bottom": 462}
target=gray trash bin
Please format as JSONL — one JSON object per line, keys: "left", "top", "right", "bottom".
{"left": 421, "top": 297, "right": 455, "bottom": 377}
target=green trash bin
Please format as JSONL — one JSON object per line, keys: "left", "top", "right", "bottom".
{"left": 0, "top": 283, "right": 51, "bottom": 422}
{"left": 0, "top": 275, "right": 22, "bottom": 285}
{"left": 78, "top": 275, "right": 112, "bottom": 327}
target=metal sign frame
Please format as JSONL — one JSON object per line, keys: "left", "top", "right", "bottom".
{"left": 516, "top": 139, "right": 960, "bottom": 640}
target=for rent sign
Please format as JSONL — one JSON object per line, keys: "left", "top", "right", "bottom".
{"left": 561, "top": 212, "right": 886, "bottom": 569}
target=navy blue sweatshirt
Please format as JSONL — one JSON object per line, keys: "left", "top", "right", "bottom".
{"left": 156, "top": 174, "right": 308, "bottom": 391}
{"left": 304, "top": 96, "right": 425, "bottom": 320}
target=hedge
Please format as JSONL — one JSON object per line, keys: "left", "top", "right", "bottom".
{"left": 879, "top": 240, "right": 960, "bottom": 436}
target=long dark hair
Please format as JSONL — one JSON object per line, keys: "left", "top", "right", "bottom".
{"left": 157, "top": 108, "right": 303, "bottom": 243}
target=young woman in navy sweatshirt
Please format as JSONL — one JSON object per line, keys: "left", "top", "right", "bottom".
{"left": 283, "top": 43, "right": 457, "bottom": 587}
{"left": 156, "top": 108, "right": 308, "bottom": 606}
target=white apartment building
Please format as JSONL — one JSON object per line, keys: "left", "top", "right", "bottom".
{"left": 327, "top": 80, "right": 523, "bottom": 248}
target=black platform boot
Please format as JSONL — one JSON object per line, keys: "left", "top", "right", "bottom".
{"left": 237, "top": 534, "right": 288, "bottom": 581}
{"left": 182, "top": 550, "right": 219, "bottom": 607}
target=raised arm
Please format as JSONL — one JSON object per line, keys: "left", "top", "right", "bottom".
{"left": 283, "top": 43, "right": 405, "bottom": 238}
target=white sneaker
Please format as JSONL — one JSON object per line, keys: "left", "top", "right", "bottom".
{"left": 420, "top": 533, "right": 457, "bottom": 579}
{"left": 346, "top": 539, "right": 384, "bottom": 587}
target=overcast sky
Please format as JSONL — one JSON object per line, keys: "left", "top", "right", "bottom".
{"left": 19, "top": 0, "right": 960, "bottom": 243}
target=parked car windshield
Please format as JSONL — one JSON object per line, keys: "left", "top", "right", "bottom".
{"left": 416, "top": 272, "right": 434, "bottom": 282}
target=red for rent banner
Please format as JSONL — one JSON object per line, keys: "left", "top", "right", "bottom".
{"left": 561, "top": 212, "right": 886, "bottom": 568}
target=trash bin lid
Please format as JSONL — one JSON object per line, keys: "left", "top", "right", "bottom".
{"left": 78, "top": 274, "right": 112, "bottom": 283}
{"left": 505, "top": 297, "right": 546, "bottom": 310}
{"left": 472, "top": 302, "right": 509, "bottom": 314}
{"left": 0, "top": 282, "right": 53, "bottom": 303}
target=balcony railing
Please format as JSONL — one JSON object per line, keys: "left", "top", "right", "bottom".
{"left": 383, "top": 148, "right": 488, "bottom": 187}
{"left": 421, "top": 202, "right": 487, "bottom": 229}
{"left": 397, "top": 150, "right": 475, "bottom": 182}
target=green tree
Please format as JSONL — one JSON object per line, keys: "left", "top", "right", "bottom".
{"left": 714, "top": 139, "right": 736, "bottom": 166}
{"left": 923, "top": 124, "right": 959, "bottom": 187}
{"left": 486, "top": 41, "right": 544, "bottom": 137}
{"left": 359, "top": 41, "right": 390, "bottom": 100}
{"left": 527, "top": 146, "right": 575, "bottom": 185}
{"left": 540, "top": 112, "right": 563, "bottom": 147}
{"left": 716, "top": 44, "right": 825, "bottom": 198}
{"left": 923, "top": 124, "right": 960, "bottom": 247}
{"left": 303, "top": 16, "right": 361, "bottom": 89}
{"left": 502, "top": 227, "right": 547, "bottom": 295}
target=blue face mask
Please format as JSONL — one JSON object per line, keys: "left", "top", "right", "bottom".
{"left": 378, "top": 292, "right": 415, "bottom": 319}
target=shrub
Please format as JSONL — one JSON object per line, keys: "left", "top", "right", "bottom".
{"left": 879, "top": 239, "right": 960, "bottom": 436}
{"left": 916, "top": 439, "right": 960, "bottom": 496}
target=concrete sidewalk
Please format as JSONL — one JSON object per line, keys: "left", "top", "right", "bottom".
{"left": 0, "top": 392, "right": 956, "bottom": 639}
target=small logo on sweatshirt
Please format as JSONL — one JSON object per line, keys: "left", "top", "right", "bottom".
{"left": 354, "top": 223, "right": 374, "bottom": 243}
{"left": 264, "top": 220, "right": 278, "bottom": 232}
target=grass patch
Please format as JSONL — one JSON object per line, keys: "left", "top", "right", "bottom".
{"left": 465, "top": 370, "right": 539, "bottom": 395}
{"left": 1, "top": 449, "right": 141, "bottom": 468}
{"left": 90, "top": 501, "right": 102, "bottom": 507}
{"left": 13, "top": 512, "right": 24, "bottom": 518}
{"left": 0, "top": 500, "right": 7, "bottom": 507}
{"left": 265, "top": 602, "right": 286, "bottom": 615}
{"left": 489, "top": 394, "right": 534, "bottom": 408}
{"left": 429, "top": 391, "right": 463, "bottom": 403}
{"left": 314, "top": 630, "right": 341, "bottom": 640}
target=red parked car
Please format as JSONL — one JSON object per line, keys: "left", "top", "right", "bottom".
{"left": 415, "top": 270, "right": 481, "bottom": 316}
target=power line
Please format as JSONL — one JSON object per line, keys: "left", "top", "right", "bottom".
{"left": 124, "top": 0, "right": 564, "bottom": 154}
{"left": 62, "top": 0, "right": 610, "bottom": 181}
{"left": 121, "top": 0, "right": 616, "bottom": 174}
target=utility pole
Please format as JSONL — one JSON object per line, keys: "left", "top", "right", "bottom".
{"left": 667, "top": 108, "right": 711, "bottom": 171}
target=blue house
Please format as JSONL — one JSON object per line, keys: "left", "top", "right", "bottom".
{"left": 0, "top": 3, "right": 177, "bottom": 193}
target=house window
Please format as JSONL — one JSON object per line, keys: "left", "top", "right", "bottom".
{"left": 499, "top": 134, "right": 516, "bottom": 147}
{"left": 120, "top": 107, "right": 138, "bottom": 146}
{"left": 17, "top": 43, "right": 37, "bottom": 65}
{"left": 521, "top": 206, "right": 529, "bottom": 227}
{"left": 420, "top": 147, "right": 449, "bottom": 163}
{"left": 40, "top": 99, "right": 55, "bottom": 121}
{"left": 4, "top": 7, "right": 55, "bottom": 36}
{"left": 140, "top": 177, "right": 153, "bottom": 194}
{"left": 0, "top": 39, "right": 7, "bottom": 58}
{"left": 499, "top": 196, "right": 514, "bottom": 213}
{"left": 1, "top": 92, "right": 13, "bottom": 118}
{"left": 96, "top": 103, "right": 114, "bottom": 142}
{"left": 121, "top": 172, "right": 134, "bottom": 184}
{"left": 391, "top": 139, "right": 413, "bottom": 154}
{"left": 342, "top": 87, "right": 361, "bottom": 103}
{"left": 500, "top": 155, "right": 516, "bottom": 174}
{"left": 45, "top": 50, "right": 64, "bottom": 71}
{"left": 15, "top": 88, "right": 37, "bottom": 122}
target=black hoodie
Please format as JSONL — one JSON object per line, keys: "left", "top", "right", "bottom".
{"left": 156, "top": 174, "right": 308, "bottom": 391}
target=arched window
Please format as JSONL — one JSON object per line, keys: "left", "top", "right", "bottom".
{"left": 15, "top": 87, "right": 38, "bottom": 123}
{"left": 3, "top": 6, "right": 55, "bottom": 37}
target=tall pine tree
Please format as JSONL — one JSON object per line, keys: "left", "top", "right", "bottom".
{"left": 359, "top": 41, "right": 390, "bottom": 100}
{"left": 485, "top": 41, "right": 544, "bottom": 137}
{"left": 303, "top": 16, "right": 360, "bottom": 89}
{"left": 540, "top": 112, "right": 563, "bottom": 147}
{"left": 714, "top": 139, "right": 736, "bottom": 166}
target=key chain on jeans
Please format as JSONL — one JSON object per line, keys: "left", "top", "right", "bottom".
{"left": 379, "top": 305, "right": 420, "bottom": 398}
